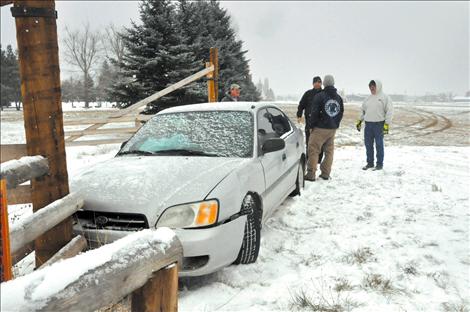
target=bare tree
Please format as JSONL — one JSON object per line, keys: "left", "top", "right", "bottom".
{"left": 102, "top": 24, "right": 125, "bottom": 66}
{"left": 62, "top": 23, "right": 101, "bottom": 108}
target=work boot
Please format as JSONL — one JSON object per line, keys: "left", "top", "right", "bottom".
{"left": 373, "top": 165, "right": 383, "bottom": 171}
{"left": 305, "top": 170, "right": 315, "bottom": 181}
{"left": 362, "top": 164, "right": 374, "bottom": 170}
{"left": 318, "top": 174, "right": 330, "bottom": 180}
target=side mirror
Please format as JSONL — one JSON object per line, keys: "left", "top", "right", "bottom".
{"left": 120, "top": 140, "right": 128, "bottom": 150}
{"left": 262, "top": 138, "right": 285, "bottom": 154}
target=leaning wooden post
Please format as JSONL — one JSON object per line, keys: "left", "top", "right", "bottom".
{"left": 0, "top": 179, "right": 13, "bottom": 282}
{"left": 12, "top": 0, "right": 72, "bottom": 266}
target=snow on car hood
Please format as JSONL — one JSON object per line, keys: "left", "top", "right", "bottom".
{"left": 71, "top": 155, "right": 246, "bottom": 226}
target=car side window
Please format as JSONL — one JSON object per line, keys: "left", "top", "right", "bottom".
{"left": 267, "top": 108, "right": 292, "bottom": 137}
{"left": 257, "top": 109, "right": 279, "bottom": 147}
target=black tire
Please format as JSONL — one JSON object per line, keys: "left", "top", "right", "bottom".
{"left": 289, "top": 158, "right": 305, "bottom": 197}
{"left": 234, "top": 194, "right": 261, "bottom": 264}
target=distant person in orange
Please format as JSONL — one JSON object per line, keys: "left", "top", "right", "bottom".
{"left": 222, "top": 84, "right": 241, "bottom": 102}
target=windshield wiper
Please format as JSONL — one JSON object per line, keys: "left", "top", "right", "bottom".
{"left": 152, "top": 149, "right": 220, "bottom": 157}
{"left": 116, "top": 150, "right": 157, "bottom": 156}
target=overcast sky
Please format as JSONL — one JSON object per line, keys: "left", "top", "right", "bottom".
{"left": 1, "top": 1, "right": 468, "bottom": 96}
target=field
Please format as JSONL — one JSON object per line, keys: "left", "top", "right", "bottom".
{"left": 1, "top": 101, "right": 469, "bottom": 311}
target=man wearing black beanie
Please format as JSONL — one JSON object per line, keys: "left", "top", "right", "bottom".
{"left": 297, "top": 76, "right": 323, "bottom": 162}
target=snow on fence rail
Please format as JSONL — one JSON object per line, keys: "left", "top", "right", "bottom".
{"left": 9, "top": 192, "right": 83, "bottom": 254}
{"left": 1, "top": 228, "right": 182, "bottom": 312}
{"left": 0, "top": 156, "right": 49, "bottom": 189}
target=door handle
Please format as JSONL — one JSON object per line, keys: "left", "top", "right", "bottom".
{"left": 282, "top": 153, "right": 286, "bottom": 161}
{"left": 296, "top": 141, "right": 299, "bottom": 148}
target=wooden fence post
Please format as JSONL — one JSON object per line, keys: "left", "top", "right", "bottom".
{"left": 210, "top": 47, "right": 219, "bottom": 101}
{"left": 0, "top": 179, "right": 13, "bottom": 282}
{"left": 12, "top": 0, "right": 72, "bottom": 266}
{"left": 206, "top": 62, "right": 216, "bottom": 103}
{"left": 131, "top": 265, "right": 178, "bottom": 312}
{"left": 206, "top": 48, "right": 219, "bottom": 103}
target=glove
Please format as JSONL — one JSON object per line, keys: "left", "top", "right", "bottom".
{"left": 355, "top": 120, "right": 362, "bottom": 132}
{"left": 383, "top": 123, "right": 389, "bottom": 135}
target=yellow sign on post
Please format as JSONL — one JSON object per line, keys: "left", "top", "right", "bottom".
{"left": 0, "top": 179, "right": 13, "bottom": 282}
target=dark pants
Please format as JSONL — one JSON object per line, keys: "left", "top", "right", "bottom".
{"left": 305, "top": 127, "right": 323, "bottom": 163}
{"left": 364, "top": 121, "right": 384, "bottom": 166}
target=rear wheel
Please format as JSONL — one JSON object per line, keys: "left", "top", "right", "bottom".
{"left": 234, "top": 194, "right": 261, "bottom": 264}
{"left": 289, "top": 157, "right": 305, "bottom": 197}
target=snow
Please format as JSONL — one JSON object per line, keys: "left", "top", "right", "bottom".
{"left": 1, "top": 103, "right": 469, "bottom": 311}
{"left": 178, "top": 146, "right": 470, "bottom": 311}
{"left": 0, "top": 228, "right": 176, "bottom": 311}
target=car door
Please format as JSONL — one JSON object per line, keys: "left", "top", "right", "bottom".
{"left": 266, "top": 107, "right": 299, "bottom": 197}
{"left": 256, "top": 108, "right": 289, "bottom": 217}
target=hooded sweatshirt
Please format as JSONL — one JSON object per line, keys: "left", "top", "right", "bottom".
{"left": 309, "top": 86, "right": 344, "bottom": 129}
{"left": 360, "top": 80, "right": 393, "bottom": 124}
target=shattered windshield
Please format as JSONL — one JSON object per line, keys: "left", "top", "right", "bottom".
{"left": 119, "top": 111, "right": 254, "bottom": 158}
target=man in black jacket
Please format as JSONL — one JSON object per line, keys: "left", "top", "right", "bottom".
{"left": 297, "top": 76, "right": 323, "bottom": 160}
{"left": 305, "top": 74, "right": 344, "bottom": 181}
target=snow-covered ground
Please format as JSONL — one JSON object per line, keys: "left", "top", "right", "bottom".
{"left": 2, "top": 103, "right": 469, "bottom": 311}
{"left": 178, "top": 146, "right": 469, "bottom": 312}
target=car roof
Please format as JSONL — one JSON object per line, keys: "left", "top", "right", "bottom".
{"left": 157, "top": 102, "right": 279, "bottom": 114}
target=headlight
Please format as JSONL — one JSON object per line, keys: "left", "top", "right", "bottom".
{"left": 156, "top": 200, "right": 219, "bottom": 229}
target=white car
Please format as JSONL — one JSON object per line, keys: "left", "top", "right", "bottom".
{"left": 72, "top": 102, "right": 305, "bottom": 276}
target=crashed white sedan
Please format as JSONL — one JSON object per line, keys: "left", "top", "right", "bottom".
{"left": 72, "top": 102, "right": 305, "bottom": 276}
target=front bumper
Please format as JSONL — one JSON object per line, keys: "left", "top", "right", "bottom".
{"left": 73, "top": 215, "right": 246, "bottom": 277}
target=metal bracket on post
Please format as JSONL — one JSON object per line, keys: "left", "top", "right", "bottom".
{"left": 11, "top": 6, "right": 58, "bottom": 18}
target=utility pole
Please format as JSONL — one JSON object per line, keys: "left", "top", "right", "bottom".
{"left": 11, "top": 0, "right": 72, "bottom": 266}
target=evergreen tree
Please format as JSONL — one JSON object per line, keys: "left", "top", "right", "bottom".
{"left": 96, "top": 60, "right": 118, "bottom": 103}
{"left": 112, "top": 0, "right": 200, "bottom": 111}
{"left": 176, "top": 0, "right": 260, "bottom": 102}
{"left": 0, "top": 45, "right": 21, "bottom": 110}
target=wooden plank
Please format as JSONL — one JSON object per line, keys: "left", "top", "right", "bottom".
{"left": 7, "top": 185, "right": 32, "bottom": 205}
{"left": 132, "top": 265, "right": 178, "bottom": 312}
{"left": 63, "top": 116, "right": 138, "bottom": 126}
{"left": 14, "top": 0, "right": 73, "bottom": 265}
{"left": 111, "top": 65, "right": 214, "bottom": 118}
{"left": 1, "top": 229, "right": 183, "bottom": 312}
{"left": 40, "top": 235, "right": 87, "bottom": 268}
{"left": 0, "top": 179, "right": 13, "bottom": 282}
{"left": 0, "top": 156, "right": 49, "bottom": 189}
{"left": 9, "top": 192, "right": 83, "bottom": 255}
{"left": 0, "top": 144, "right": 27, "bottom": 163}
{"left": 64, "top": 127, "right": 139, "bottom": 137}
{"left": 66, "top": 137, "right": 131, "bottom": 147}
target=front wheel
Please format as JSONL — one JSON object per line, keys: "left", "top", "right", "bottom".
{"left": 234, "top": 194, "right": 261, "bottom": 264}
{"left": 289, "top": 158, "right": 305, "bottom": 197}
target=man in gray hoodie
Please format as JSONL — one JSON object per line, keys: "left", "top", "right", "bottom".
{"left": 356, "top": 80, "right": 393, "bottom": 170}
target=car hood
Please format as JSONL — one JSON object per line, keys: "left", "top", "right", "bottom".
{"left": 71, "top": 155, "right": 247, "bottom": 226}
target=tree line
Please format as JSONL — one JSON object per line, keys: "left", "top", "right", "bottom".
{"left": 1, "top": 0, "right": 260, "bottom": 111}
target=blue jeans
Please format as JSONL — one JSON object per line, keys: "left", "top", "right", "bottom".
{"left": 364, "top": 121, "right": 384, "bottom": 166}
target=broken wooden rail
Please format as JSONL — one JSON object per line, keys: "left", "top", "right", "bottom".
{"left": 0, "top": 156, "right": 86, "bottom": 275}
{"left": 1, "top": 228, "right": 183, "bottom": 312}
{"left": 8, "top": 192, "right": 83, "bottom": 255}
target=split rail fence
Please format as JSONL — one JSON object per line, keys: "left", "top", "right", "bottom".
{"left": 0, "top": 156, "right": 183, "bottom": 311}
